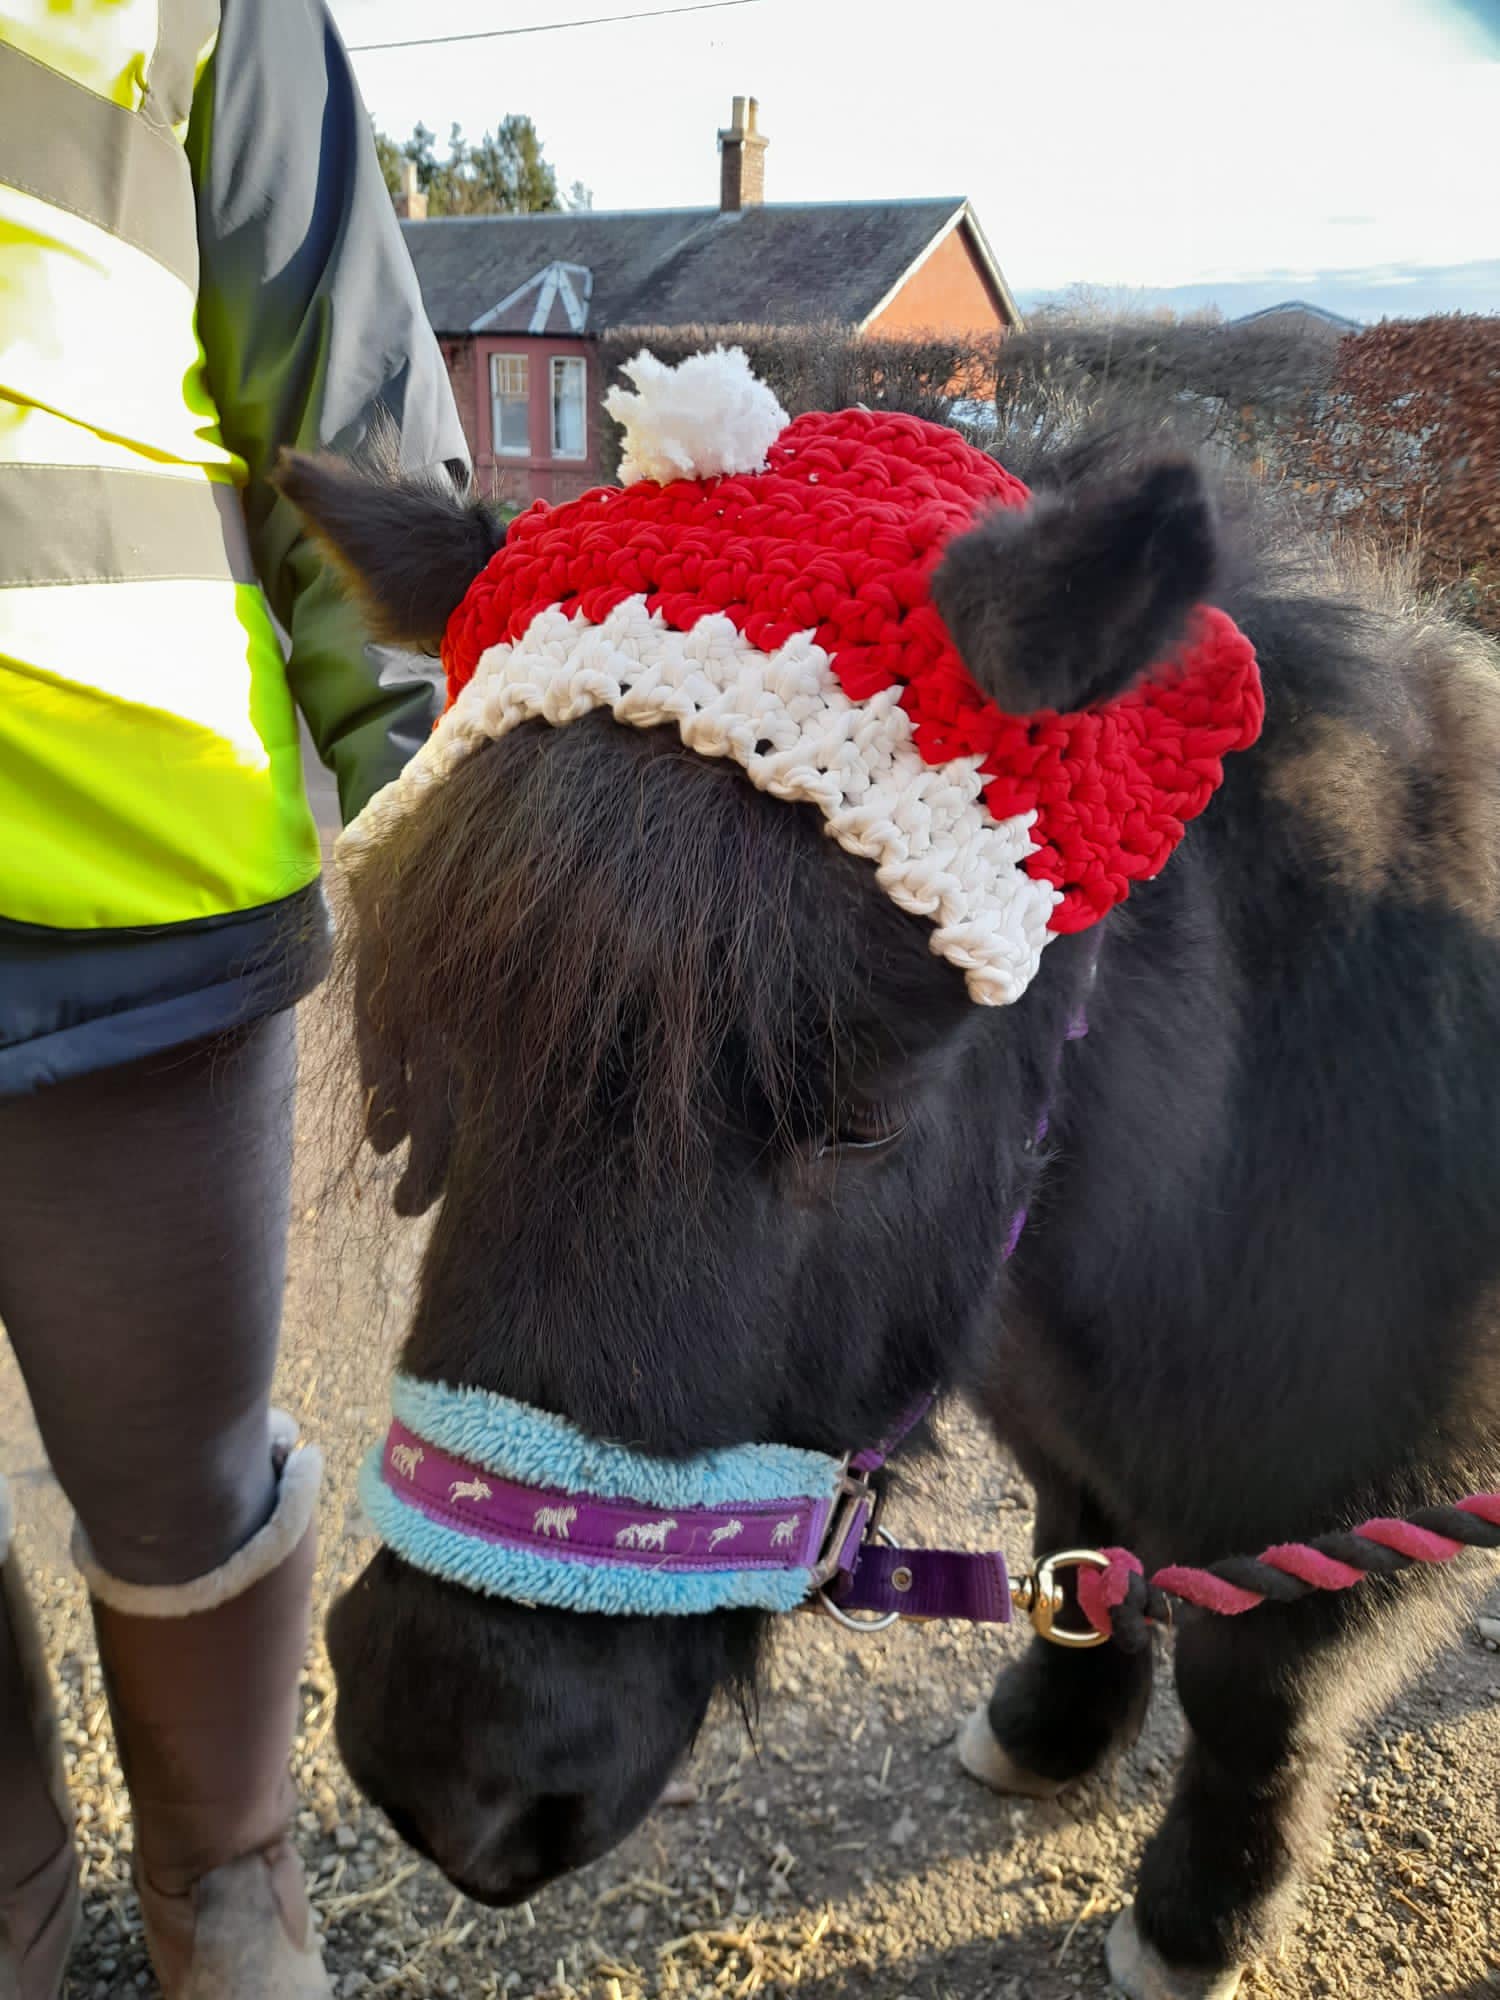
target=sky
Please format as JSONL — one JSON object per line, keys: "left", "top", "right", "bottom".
{"left": 329, "top": 0, "right": 1500, "bottom": 320}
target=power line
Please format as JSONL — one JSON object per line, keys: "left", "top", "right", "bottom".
{"left": 346, "top": 0, "right": 759, "bottom": 54}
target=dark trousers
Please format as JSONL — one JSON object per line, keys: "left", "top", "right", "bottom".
{"left": 0, "top": 1015, "right": 296, "bottom": 1588}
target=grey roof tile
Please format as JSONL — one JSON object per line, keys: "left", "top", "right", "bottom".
{"left": 400, "top": 200, "right": 969, "bottom": 334}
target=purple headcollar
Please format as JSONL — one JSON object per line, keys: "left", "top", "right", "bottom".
{"left": 361, "top": 1376, "right": 1011, "bottom": 1628}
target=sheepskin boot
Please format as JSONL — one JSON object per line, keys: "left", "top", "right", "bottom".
{"left": 0, "top": 1478, "right": 80, "bottom": 2000}
{"left": 76, "top": 1416, "right": 331, "bottom": 1999}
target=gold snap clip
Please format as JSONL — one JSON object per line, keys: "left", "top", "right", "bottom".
{"left": 1012, "top": 1548, "right": 1112, "bottom": 1649}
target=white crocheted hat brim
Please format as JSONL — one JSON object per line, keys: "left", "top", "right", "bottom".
{"left": 338, "top": 597, "right": 1063, "bottom": 1005}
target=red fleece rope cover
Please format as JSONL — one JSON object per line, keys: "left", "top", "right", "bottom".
{"left": 1076, "top": 1493, "right": 1500, "bottom": 1649}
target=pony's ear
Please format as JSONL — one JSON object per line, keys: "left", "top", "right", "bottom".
{"left": 274, "top": 450, "right": 507, "bottom": 655}
{"left": 931, "top": 456, "right": 1218, "bottom": 715}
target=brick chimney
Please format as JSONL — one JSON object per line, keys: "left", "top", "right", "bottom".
{"left": 717, "top": 95, "right": 767, "bottom": 212}
{"left": 394, "top": 157, "right": 427, "bottom": 221}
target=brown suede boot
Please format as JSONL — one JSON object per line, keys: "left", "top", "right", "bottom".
{"left": 76, "top": 1417, "right": 331, "bottom": 1999}
{"left": 0, "top": 1479, "right": 80, "bottom": 2000}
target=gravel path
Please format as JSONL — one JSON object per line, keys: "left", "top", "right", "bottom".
{"left": 3, "top": 971, "right": 1497, "bottom": 1999}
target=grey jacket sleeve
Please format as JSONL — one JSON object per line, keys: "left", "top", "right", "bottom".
{"left": 185, "top": 0, "right": 470, "bottom": 824}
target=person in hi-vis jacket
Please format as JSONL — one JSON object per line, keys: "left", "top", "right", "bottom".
{"left": 0, "top": 2, "right": 469, "bottom": 1991}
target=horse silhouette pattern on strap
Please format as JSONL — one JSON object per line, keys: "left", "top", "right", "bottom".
{"left": 614, "top": 1516, "right": 678, "bottom": 1551}
{"left": 377, "top": 1421, "right": 825, "bottom": 1574}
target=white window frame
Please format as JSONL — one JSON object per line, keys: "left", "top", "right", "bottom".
{"left": 490, "top": 353, "right": 531, "bottom": 458}
{"left": 550, "top": 355, "right": 588, "bottom": 461}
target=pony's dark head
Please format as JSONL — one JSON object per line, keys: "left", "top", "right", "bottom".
{"left": 280, "top": 435, "right": 1219, "bottom": 1903}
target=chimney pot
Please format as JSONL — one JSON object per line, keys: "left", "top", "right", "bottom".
{"left": 394, "top": 156, "right": 428, "bottom": 220}
{"left": 717, "top": 93, "right": 768, "bottom": 213}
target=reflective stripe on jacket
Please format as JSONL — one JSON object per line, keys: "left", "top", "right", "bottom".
{"left": 0, "top": 1, "right": 320, "bottom": 928}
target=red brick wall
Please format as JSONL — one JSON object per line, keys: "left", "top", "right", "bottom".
{"left": 441, "top": 340, "right": 481, "bottom": 463}
{"left": 441, "top": 334, "right": 600, "bottom": 506}
{"left": 865, "top": 225, "right": 1009, "bottom": 342}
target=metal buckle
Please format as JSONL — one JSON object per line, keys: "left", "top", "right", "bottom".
{"left": 810, "top": 1462, "right": 901, "bottom": 1634}
{"left": 818, "top": 1527, "right": 899, "bottom": 1633}
{"left": 1012, "top": 1548, "right": 1111, "bottom": 1649}
{"left": 808, "top": 1460, "right": 877, "bottom": 1592}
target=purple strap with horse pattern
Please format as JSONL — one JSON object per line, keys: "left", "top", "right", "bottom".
{"left": 385, "top": 1421, "right": 834, "bottom": 1575}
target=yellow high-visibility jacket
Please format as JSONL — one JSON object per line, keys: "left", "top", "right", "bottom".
{"left": 0, "top": 0, "right": 468, "bottom": 1093}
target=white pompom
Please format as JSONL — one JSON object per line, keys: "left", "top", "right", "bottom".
{"left": 604, "top": 346, "right": 789, "bottom": 487}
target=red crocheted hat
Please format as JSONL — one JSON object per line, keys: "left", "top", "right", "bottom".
{"left": 342, "top": 348, "right": 1263, "bottom": 1005}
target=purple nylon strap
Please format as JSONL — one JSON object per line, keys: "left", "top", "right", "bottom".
{"left": 817, "top": 1401, "right": 1012, "bottom": 1622}
{"left": 832, "top": 1543, "right": 1013, "bottom": 1622}
{"left": 849, "top": 1393, "right": 934, "bottom": 1476}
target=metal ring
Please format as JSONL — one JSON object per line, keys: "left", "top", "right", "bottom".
{"left": 817, "top": 1528, "right": 901, "bottom": 1633}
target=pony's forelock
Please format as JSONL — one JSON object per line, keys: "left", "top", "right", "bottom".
{"left": 335, "top": 714, "right": 952, "bottom": 1220}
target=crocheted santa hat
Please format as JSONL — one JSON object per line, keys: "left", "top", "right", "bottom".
{"left": 341, "top": 348, "right": 1262, "bottom": 1006}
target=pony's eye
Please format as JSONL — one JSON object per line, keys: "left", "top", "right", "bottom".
{"left": 817, "top": 1106, "right": 909, "bottom": 1157}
